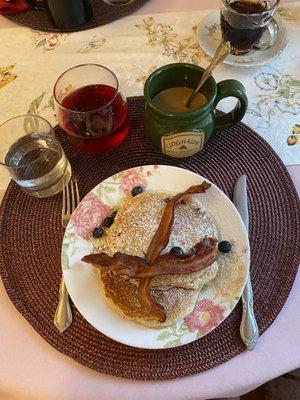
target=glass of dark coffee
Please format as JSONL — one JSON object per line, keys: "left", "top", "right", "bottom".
{"left": 220, "top": 0, "right": 279, "bottom": 55}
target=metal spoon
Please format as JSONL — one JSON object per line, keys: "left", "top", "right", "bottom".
{"left": 186, "top": 41, "right": 230, "bottom": 109}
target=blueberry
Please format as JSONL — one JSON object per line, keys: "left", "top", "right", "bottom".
{"left": 103, "top": 216, "right": 114, "bottom": 228}
{"left": 218, "top": 241, "right": 232, "bottom": 253}
{"left": 92, "top": 227, "right": 104, "bottom": 238}
{"left": 110, "top": 210, "right": 117, "bottom": 219}
{"left": 131, "top": 186, "right": 143, "bottom": 197}
{"left": 170, "top": 246, "right": 184, "bottom": 255}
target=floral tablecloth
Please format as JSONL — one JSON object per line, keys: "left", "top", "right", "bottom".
{"left": 0, "top": 2, "right": 299, "bottom": 190}
{"left": 0, "top": 2, "right": 299, "bottom": 400}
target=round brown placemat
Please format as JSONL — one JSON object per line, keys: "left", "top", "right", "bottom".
{"left": 0, "top": 96, "right": 299, "bottom": 380}
{"left": 5, "top": 0, "right": 149, "bottom": 32}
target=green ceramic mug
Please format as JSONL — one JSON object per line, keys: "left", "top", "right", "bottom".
{"left": 143, "top": 63, "right": 248, "bottom": 158}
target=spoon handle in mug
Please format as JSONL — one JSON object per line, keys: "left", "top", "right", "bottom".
{"left": 186, "top": 41, "right": 230, "bottom": 108}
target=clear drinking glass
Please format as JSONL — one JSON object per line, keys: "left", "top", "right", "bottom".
{"left": 0, "top": 114, "right": 72, "bottom": 198}
{"left": 54, "top": 64, "right": 129, "bottom": 154}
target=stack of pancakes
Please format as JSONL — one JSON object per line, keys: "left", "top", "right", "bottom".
{"left": 94, "top": 191, "right": 219, "bottom": 328}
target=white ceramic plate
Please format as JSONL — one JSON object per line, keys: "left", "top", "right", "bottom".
{"left": 62, "top": 165, "right": 250, "bottom": 349}
{"left": 197, "top": 10, "right": 287, "bottom": 67}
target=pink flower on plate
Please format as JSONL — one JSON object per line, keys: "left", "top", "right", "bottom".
{"left": 184, "top": 299, "right": 225, "bottom": 335}
{"left": 119, "top": 169, "right": 147, "bottom": 195}
{"left": 71, "top": 192, "right": 110, "bottom": 240}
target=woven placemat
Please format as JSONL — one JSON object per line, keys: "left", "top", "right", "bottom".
{"left": 5, "top": 0, "right": 149, "bottom": 32}
{"left": 0, "top": 96, "right": 299, "bottom": 380}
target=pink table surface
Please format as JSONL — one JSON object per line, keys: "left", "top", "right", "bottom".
{"left": 0, "top": 1, "right": 299, "bottom": 400}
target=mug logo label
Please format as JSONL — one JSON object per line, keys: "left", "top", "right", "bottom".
{"left": 161, "top": 131, "right": 204, "bottom": 158}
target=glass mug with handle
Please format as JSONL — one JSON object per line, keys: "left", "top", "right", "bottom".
{"left": 220, "top": 0, "right": 280, "bottom": 55}
{"left": 25, "top": 0, "right": 93, "bottom": 29}
{"left": 143, "top": 63, "right": 248, "bottom": 159}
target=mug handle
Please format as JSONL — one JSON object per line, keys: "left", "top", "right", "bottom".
{"left": 24, "top": 0, "right": 45, "bottom": 11}
{"left": 254, "top": 18, "right": 278, "bottom": 51}
{"left": 214, "top": 79, "right": 248, "bottom": 130}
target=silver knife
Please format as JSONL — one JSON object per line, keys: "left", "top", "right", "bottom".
{"left": 233, "top": 175, "right": 259, "bottom": 351}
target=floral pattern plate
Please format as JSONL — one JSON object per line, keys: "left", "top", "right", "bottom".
{"left": 62, "top": 165, "right": 250, "bottom": 349}
{"left": 197, "top": 11, "right": 287, "bottom": 67}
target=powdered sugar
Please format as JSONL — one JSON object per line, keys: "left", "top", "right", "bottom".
{"left": 96, "top": 192, "right": 218, "bottom": 257}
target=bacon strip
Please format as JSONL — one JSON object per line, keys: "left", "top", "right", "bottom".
{"left": 138, "top": 277, "right": 166, "bottom": 323}
{"left": 82, "top": 237, "right": 217, "bottom": 278}
{"left": 145, "top": 182, "right": 211, "bottom": 265}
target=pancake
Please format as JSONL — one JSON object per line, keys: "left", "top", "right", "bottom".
{"left": 95, "top": 191, "right": 219, "bottom": 328}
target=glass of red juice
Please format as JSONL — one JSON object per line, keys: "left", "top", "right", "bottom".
{"left": 53, "top": 64, "right": 129, "bottom": 153}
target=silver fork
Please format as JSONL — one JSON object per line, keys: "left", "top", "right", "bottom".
{"left": 54, "top": 176, "right": 80, "bottom": 333}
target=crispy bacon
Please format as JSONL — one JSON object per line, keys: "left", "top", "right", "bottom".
{"left": 82, "top": 237, "right": 217, "bottom": 278}
{"left": 138, "top": 277, "right": 166, "bottom": 323}
{"left": 145, "top": 182, "right": 211, "bottom": 265}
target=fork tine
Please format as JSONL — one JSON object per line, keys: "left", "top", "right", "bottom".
{"left": 65, "top": 179, "right": 71, "bottom": 216}
{"left": 70, "top": 177, "right": 76, "bottom": 214}
{"left": 73, "top": 177, "right": 80, "bottom": 207}
{"left": 62, "top": 181, "right": 66, "bottom": 223}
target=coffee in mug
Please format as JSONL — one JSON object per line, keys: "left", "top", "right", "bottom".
{"left": 152, "top": 87, "right": 207, "bottom": 113}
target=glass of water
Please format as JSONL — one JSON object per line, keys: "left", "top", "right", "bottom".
{"left": 0, "top": 114, "right": 72, "bottom": 198}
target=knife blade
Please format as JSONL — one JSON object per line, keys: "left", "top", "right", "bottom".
{"left": 233, "top": 175, "right": 259, "bottom": 351}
